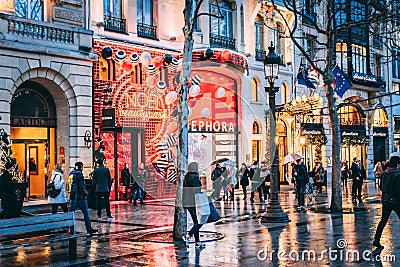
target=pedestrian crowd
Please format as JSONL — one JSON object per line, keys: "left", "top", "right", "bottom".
{"left": 0, "top": 158, "right": 149, "bottom": 237}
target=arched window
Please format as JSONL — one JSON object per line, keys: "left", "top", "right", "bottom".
{"left": 252, "top": 78, "right": 260, "bottom": 102}
{"left": 253, "top": 121, "right": 261, "bottom": 134}
{"left": 373, "top": 107, "right": 388, "bottom": 127}
{"left": 338, "top": 104, "right": 365, "bottom": 126}
{"left": 281, "top": 82, "right": 290, "bottom": 104}
{"left": 275, "top": 23, "right": 284, "bottom": 56}
{"left": 255, "top": 15, "right": 265, "bottom": 60}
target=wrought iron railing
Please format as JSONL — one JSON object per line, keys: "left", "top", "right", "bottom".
{"left": 137, "top": 22, "right": 158, "bottom": 40}
{"left": 104, "top": 15, "right": 127, "bottom": 33}
{"left": 210, "top": 34, "right": 236, "bottom": 50}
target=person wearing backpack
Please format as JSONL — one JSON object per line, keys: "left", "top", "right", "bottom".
{"left": 373, "top": 155, "right": 400, "bottom": 249}
{"left": 69, "top": 162, "right": 97, "bottom": 236}
{"left": 47, "top": 163, "right": 68, "bottom": 214}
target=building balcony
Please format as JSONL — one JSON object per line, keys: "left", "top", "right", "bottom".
{"left": 104, "top": 15, "right": 127, "bottom": 34}
{"left": 210, "top": 34, "right": 236, "bottom": 50}
{"left": 0, "top": 13, "right": 93, "bottom": 58}
{"left": 137, "top": 23, "right": 158, "bottom": 40}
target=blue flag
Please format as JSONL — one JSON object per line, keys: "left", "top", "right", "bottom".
{"left": 332, "top": 65, "right": 352, "bottom": 98}
{"left": 296, "top": 64, "right": 316, "bottom": 89}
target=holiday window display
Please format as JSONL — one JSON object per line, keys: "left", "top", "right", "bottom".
{"left": 94, "top": 41, "right": 243, "bottom": 200}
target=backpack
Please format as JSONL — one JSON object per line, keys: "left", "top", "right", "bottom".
{"left": 66, "top": 173, "right": 77, "bottom": 193}
{"left": 47, "top": 175, "right": 61, "bottom": 198}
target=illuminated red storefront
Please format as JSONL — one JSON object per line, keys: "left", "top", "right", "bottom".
{"left": 93, "top": 40, "right": 247, "bottom": 200}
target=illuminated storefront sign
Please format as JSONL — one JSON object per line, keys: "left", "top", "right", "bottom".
{"left": 119, "top": 91, "right": 166, "bottom": 120}
{"left": 189, "top": 120, "right": 236, "bottom": 133}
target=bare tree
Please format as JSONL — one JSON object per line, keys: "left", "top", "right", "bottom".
{"left": 173, "top": 0, "right": 223, "bottom": 241}
{"left": 267, "top": 0, "right": 396, "bottom": 211}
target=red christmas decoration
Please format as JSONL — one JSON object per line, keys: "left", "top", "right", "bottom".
{"left": 122, "top": 61, "right": 132, "bottom": 72}
{"left": 152, "top": 56, "right": 164, "bottom": 68}
{"left": 220, "top": 50, "right": 232, "bottom": 63}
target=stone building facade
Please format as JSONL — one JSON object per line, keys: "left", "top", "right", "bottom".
{"left": 0, "top": 0, "right": 95, "bottom": 198}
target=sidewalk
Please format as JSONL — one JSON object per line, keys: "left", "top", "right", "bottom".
{"left": 1, "top": 181, "right": 398, "bottom": 266}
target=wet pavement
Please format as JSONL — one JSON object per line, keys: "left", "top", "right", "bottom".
{"left": 0, "top": 181, "right": 399, "bottom": 266}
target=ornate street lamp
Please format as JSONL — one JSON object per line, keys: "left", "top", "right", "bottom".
{"left": 261, "top": 42, "right": 289, "bottom": 223}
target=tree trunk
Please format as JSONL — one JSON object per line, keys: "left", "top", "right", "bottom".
{"left": 172, "top": 0, "right": 195, "bottom": 241}
{"left": 325, "top": 0, "right": 342, "bottom": 212}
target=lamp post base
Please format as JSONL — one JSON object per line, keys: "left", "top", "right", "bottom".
{"left": 261, "top": 194, "right": 290, "bottom": 223}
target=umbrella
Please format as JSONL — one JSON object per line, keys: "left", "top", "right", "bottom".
{"left": 283, "top": 153, "right": 303, "bottom": 165}
{"left": 210, "top": 158, "right": 230, "bottom": 166}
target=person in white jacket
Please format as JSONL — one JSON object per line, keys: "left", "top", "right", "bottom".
{"left": 47, "top": 163, "right": 68, "bottom": 214}
{"left": 229, "top": 164, "right": 238, "bottom": 201}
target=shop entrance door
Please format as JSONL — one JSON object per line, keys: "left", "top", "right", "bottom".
{"left": 373, "top": 137, "right": 386, "bottom": 164}
{"left": 99, "top": 128, "right": 145, "bottom": 200}
{"left": 11, "top": 140, "right": 49, "bottom": 198}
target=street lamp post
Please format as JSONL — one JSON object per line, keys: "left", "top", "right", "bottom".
{"left": 261, "top": 42, "right": 289, "bottom": 223}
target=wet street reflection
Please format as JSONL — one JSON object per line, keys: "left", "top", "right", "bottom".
{"left": 0, "top": 181, "right": 398, "bottom": 266}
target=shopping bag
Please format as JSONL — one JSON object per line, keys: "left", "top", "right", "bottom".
{"left": 195, "top": 193, "right": 210, "bottom": 224}
{"left": 207, "top": 198, "right": 220, "bottom": 223}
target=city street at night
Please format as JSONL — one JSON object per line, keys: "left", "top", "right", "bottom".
{"left": 0, "top": 181, "right": 398, "bottom": 266}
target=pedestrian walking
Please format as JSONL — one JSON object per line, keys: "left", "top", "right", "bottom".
{"left": 47, "top": 163, "right": 68, "bottom": 214}
{"left": 132, "top": 162, "right": 147, "bottom": 205}
{"left": 69, "top": 162, "right": 97, "bottom": 236}
{"left": 228, "top": 163, "right": 237, "bottom": 201}
{"left": 121, "top": 163, "right": 131, "bottom": 201}
{"left": 381, "top": 160, "right": 388, "bottom": 171}
{"left": 250, "top": 161, "right": 263, "bottom": 203}
{"left": 293, "top": 159, "right": 308, "bottom": 210}
{"left": 221, "top": 165, "right": 230, "bottom": 201}
{"left": 238, "top": 163, "right": 249, "bottom": 200}
{"left": 373, "top": 155, "right": 400, "bottom": 249}
{"left": 351, "top": 157, "right": 362, "bottom": 202}
{"left": 374, "top": 161, "right": 383, "bottom": 186}
{"left": 290, "top": 163, "right": 297, "bottom": 195}
{"left": 263, "top": 171, "right": 271, "bottom": 203}
{"left": 341, "top": 161, "right": 349, "bottom": 187}
{"left": 211, "top": 164, "right": 224, "bottom": 201}
{"left": 92, "top": 158, "right": 113, "bottom": 221}
{"left": 313, "top": 162, "right": 325, "bottom": 194}
{"left": 0, "top": 162, "right": 19, "bottom": 219}
{"left": 183, "top": 162, "right": 205, "bottom": 249}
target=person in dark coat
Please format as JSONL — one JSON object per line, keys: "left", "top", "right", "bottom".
{"left": 69, "top": 162, "right": 97, "bottom": 236}
{"left": 0, "top": 162, "right": 19, "bottom": 219}
{"left": 211, "top": 164, "right": 225, "bottom": 201}
{"left": 92, "top": 158, "right": 113, "bottom": 220}
{"left": 238, "top": 163, "right": 249, "bottom": 200}
{"left": 373, "top": 156, "right": 400, "bottom": 249}
{"left": 250, "top": 161, "right": 263, "bottom": 203}
{"left": 293, "top": 159, "right": 309, "bottom": 210}
{"left": 132, "top": 162, "right": 147, "bottom": 205}
{"left": 341, "top": 161, "right": 350, "bottom": 187}
{"left": 121, "top": 163, "right": 131, "bottom": 201}
{"left": 183, "top": 162, "right": 205, "bottom": 249}
{"left": 350, "top": 157, "right": 362, "bottom": 202}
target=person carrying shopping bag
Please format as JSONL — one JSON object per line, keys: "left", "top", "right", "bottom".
{"left": 183, "top": 162, "right": 206, "bottom": 249}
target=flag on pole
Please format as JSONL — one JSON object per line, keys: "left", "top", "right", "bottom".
{"left": 296, "top": 64, "right": 316, "bottom": 89}
{"left": 332, "top": 65, "right": 352, "bottom": 98}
